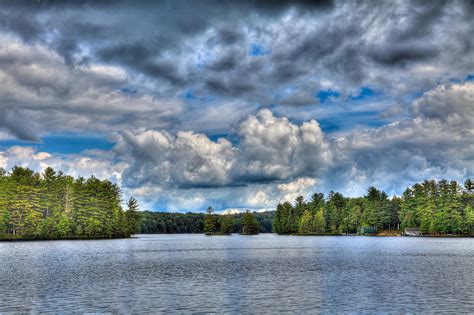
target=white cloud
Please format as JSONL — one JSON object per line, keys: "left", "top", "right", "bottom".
{"left": 0, "top": 146, "right": 126, "bottom": 184}
{"left": 115, "top": 109, "right": 331, "bottom": 190}
{"left": 1, "top": 82, "right": 473, "bottom": 211}
{"left": 327, "top": 81, "right": 474, "bottom": 196}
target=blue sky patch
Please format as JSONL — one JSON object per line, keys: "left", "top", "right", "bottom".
{"left": 316, "top": 89, "right": 341, "bottom": 103}
{"left": 349, "top": 86, "right": 378, "bottom": 101}
{"left": 120, "top": 87, "right": 137, "bottom": 95}
{"left": 0, "top": 134, "right": 114, "bottom": 154}
{"left": 184, "top": 89, "right": 196, "bottom": 100}
{"left": 318, "top": 110, "right": 389, "bottom": 133}
{"left": 249, "top": 43, "right": 268, "bottom": 57}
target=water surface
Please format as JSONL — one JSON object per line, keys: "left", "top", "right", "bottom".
{"left": 1, "top": 234, "right": 473, "bottom": 313}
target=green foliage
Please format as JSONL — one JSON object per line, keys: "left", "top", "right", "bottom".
{"left": 299, "top": 210, "right": 313, "bottom": 234}
{"left": 313, "top": 208, "right": 325, "bottom": 234}
{"left": 204, "top": 206, "right": 219, "bottom": 235}
{"left": 274, "top": 178, "right": 474, "bottom": 236}
{"left": 399, "top": 179, "right": 472, "bottom": 235}
{"left": 125, "top": 197, "right": 141, "bottom": 235}
{"left": 361, "top": 187, "right": 390, "bottom": 229}
{"left": 139, "top": 210, "right": 274, "bottom": 234}
{"left": 219, "top": 215, "right": 235, "bottom": 234}
{"left": 0, "top": 166, "right": 139, "bottom": 240}
{"left": 241, "top": 210, "right": 259, "bottom": 235}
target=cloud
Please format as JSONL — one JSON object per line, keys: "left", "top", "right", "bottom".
{"left": 115, "top": 129, "right": 237, "bottom": 188}
{"left": 0, "top": 1, "right": 472, "bottom": 145}
{"left": 327, "top": 81, "right": 474, "bottom": 196}
{"left": 0, "top": 38, "right": 185, "bottom": 139}
{"left": 0, "top": 146, "right": 127, "bottom": 183}
{"left": 233, "top": 109, "right": 331, "bottom": 182}
{"left": 0, "top": 108, "right": 40, "bottom": 142}
{"left": 1, "top": 82, "right": 473, "bottom": 210}
{"left": 0, "top": 2, "right": 473, "bottom": 211}
{"left": 115, "top": 109, "right": 331, "bottom": 189}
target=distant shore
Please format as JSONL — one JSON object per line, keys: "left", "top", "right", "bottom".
{"left": 0, "top": 235, "right": 132, "bottom": 242}
{"left": 3, "top": 233, "right": 473, "bottom": 242}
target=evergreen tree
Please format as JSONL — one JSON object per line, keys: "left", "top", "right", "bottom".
{"left": 463, "top": 205, "right": 474, "bottom": 235}
{"left": 204, "top": 206, "right": 218, "bottom": 235}
{"left": 312, "top": 208, "right": 325, "bottom": 234}
{"left": 241, "top": 210, "right": 259, "bottom": 235}
{"left": 299, "top": 209, "right": 313, "bottom": 234}
{"left": 272, "top": 203, "right": 283, "bottom": 233}
{"left": 292, "top": 196, "right": 306, "bottom": 233}
{"left": 219, "top": 215, "right": 234, "bottom": 234}
{"left": 464, "top": 179, "right": 474, "bottom": 193}
{"left": 0, "top": 166, "right": 136, "bottom": 239}
{"left": 126, "top": 197, "right": 141, "bottom": 235}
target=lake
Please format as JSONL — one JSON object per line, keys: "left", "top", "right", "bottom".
{"left": 1, "top": 234, "right": 473, "bottom": 313}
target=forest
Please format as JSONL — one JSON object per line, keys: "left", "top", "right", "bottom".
{"left": 140, "top": 209, "right": 273, "bottom": 234}
{"left": 273, "top": 179, "right": 474, "bottom": 236}
{"left": 1, "top": 165, "right": 473, "bottom": 239}
{"left": 0, "top": 166, "right": 140, "bottom": 240}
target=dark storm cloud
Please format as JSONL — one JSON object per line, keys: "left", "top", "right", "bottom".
{"left": 0, "top": 108, "right": 40, "bottom": 142}
{"left": 1, "top": 0, "right": 472, "bottom": 102}
{"left": 206, "top": 51, "right": 241, "bottom": 72}
{"left": 0, "top": 0, "right": 335, "bottom": 87}
{"left": 208, "top": 28, "right": 244, "bottom": 46}
{"left": 370, "top": 44, "right": 439, "bottom": 66}
{"left": 0, "top": 11, "right": 44, "bottom": 42}
{"left": 389, "top": 0, "right": 448, "bottom": 41}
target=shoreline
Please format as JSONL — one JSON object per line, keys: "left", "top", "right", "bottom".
{"left": 3, "top": 233, "right": 473, "bottom": 241}
{"left": 0, "top": 235, "right": 133, "bottom": 242}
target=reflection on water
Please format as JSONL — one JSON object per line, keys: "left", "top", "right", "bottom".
{"left": 1, "top": 234, "right": 473, "bottom": 313}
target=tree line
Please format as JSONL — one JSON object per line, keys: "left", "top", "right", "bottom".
{"left": 0, "top": 166, "right": 140, "bottom": 240}
{"left": 273, "top": 179, "right": 474, "bottom": 236}
{"left": 204, "top": 207, "right": 260, "bottom": 235}
{"left": 140, "top": 209, "right": 273, "bottom": 234}
{"left": 3, "top": 166, "right": 471, "bottom": 239}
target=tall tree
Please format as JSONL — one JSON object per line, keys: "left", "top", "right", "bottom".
{"left": 219, "top": 215, "right": 234, "bottom": 234}
{"left": 204, "top": 206, "right": 218, "bottom": 235}
{"left": 126, "top": 197, "right": 141, "bottom": 235}
{"left": 464, "top": 179, "right": 474, "bottom": 193}
{"left": 0, "top": 166, "right": 136, "bottom": 239}
{"left": 313, "top": 208, "right": 325, "bottom": 234}
{"left": 299, "top": 210, "right": 313, "bottom": 234}
{"left": 241, "top": 210, "right": 259, "bottom": 235}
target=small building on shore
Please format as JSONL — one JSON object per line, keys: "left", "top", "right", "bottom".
{"left": 358, "top": 226, "right": 377, "bottom": 235}
{"left": 404, "top": 227, "right": 421, "bottom": 236}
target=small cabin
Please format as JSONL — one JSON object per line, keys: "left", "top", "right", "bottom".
{"left": 404, "top": 227, "right": 421, "bottom": 236}
{"left": 358, "top": 226, "right": 377, "bottom": 235}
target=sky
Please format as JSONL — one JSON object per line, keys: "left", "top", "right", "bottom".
{"left": 0, "top": 0, "right": 473, "bottom": 212}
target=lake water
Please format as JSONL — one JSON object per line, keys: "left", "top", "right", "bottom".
{"left": 1, "top": 234, "right": 473, "bottom": 313}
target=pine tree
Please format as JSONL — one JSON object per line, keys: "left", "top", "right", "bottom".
{"left": 125, "top": 197, "right": 141, "bottom": 235}
{"left": 272, "top": 203, "right": 283, "bottom": 233}
{"left": 399, "top": 187, "right": 418, "bottom": 231}
{"left": 313, "top": 208, "right": 325, "bottom": 234}
{"left": 418, "top": 181, "right": 436, "bottom": 234}
{"left": 299, "top": 209, "right": 313, "bottom": 234}
{"left": 292, "top": 196, "right": 306, "bottom": 233}
{"left": 0, "top": 168, "right": 9, "bottom": 235}
{"left": 219, "top": 215, "right": 234, "bottom": 234}
{"left": 204, "top": 206, "right": 218, "bottom": 235}
{"left": 463, "top": 205, "right": 474, "bottom": 235}
{"left": 241, "top": 210, "right": 259, "bottom": 235}
{"left": 280, "top": 201, "right": 293, "bottom": 234}
{"left": 464, "top": 179, "right": 474, "bottom": 193}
